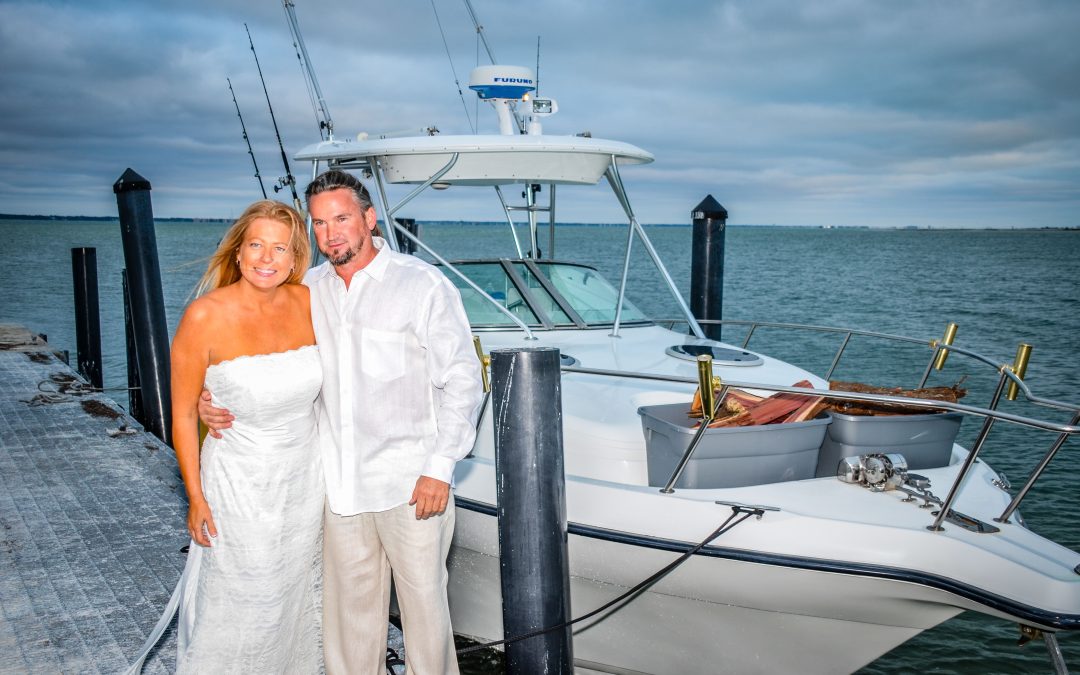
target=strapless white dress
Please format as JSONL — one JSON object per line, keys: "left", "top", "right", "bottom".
{"left": 175, "top": 345, "right": 324, "bottom": 673}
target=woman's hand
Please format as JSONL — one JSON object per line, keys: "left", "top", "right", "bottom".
{"left": 187, "top": 498, "right": 218, "bottom": 547}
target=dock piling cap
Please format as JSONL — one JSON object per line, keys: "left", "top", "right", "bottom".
{"left": 693, "top": 194, "right": 727, "bottom": 220}
{"left": 113, "top": 168, "right": 152, "bottom": 194}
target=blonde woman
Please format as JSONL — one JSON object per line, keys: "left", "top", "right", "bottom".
{"left": 128, "top": 200, "right": 323, "bottom": 673}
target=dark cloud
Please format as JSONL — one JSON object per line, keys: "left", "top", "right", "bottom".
{"left": 0, "top": 0, "right": 1077, "bottom": 226}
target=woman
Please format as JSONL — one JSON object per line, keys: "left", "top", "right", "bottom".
{"left": 132, "top": 200, "right": 323, "bottom": 673}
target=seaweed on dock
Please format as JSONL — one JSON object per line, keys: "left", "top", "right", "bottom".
{"left": 81, "top": 399, "right": 121, "bottom": 420}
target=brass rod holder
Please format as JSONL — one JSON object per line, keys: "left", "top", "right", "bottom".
{"left": 1006, "top": 343, "right": 1032, "bottom": 401}
{"left": 697, "top": 355, "right": 716, "bottom": 421}
{"left": 473, "top": 336, "right": 491, "bottom": 393}
{"left": 933, "top": 322, "right": 958, "bottom": 371}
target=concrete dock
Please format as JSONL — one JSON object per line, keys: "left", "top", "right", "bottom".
{"left": 1, "top": 324, "right": 184, "bottom": 673}
{"left": 0, "top": 324, "right": 407, "bottom": 673}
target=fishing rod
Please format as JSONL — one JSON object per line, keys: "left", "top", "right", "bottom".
{"left": 226, "top": 77, "right": 267, "bottom": 199}
{"left": 245, "top": 22, "right": 303, "bottom": 214}
{"left": 282, "top": 0, "right": 333, "bottom": 141}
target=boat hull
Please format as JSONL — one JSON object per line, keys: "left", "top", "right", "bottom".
{"left": 449, "top": 501, "right": 963, "bottom": 674}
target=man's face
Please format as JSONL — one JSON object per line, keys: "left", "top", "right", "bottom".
{"left": 309, "top": 188, "right": 377, "bottom": 268}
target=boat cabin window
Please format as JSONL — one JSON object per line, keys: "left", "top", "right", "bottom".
{"left": 534, "top": 263, "right": 647, "bottom": 324}
{"left": 447, "top": 263, "right": 541, "bottom": 326}
{"left": 442, "top": 261, "right": 648, "bottom": 329}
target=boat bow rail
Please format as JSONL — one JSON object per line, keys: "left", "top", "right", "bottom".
{"left": 561, "top": 321, "right": 1080, "bottom": 531}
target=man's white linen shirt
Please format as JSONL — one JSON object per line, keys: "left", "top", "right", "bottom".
{"left": 304, "top": 237, "right": 483, "bottom": 515}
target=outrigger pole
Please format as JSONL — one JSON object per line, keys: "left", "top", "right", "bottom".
{"left": 461, "top": 0, "right": 525, "bottom": 134}
{"left": 245, "top": 23, "right": 303, "bottom": 214}
{"left": 282, "top": 0, "right": 333, "bottom": 141}
{"left": 226, "top": 77, "right": 267, "bottom": 199}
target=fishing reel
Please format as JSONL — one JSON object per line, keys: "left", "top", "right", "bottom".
{"left": 837, "top": 453, "right": 909, "bottom": 491}
{"left": 273, "top": 175, "right": 295, "bottom": 193}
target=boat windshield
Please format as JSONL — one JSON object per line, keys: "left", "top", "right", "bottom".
{"left": 442, "top": 261, "right": 649, "bottom": 329}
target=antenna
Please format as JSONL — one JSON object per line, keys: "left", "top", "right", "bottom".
{"left": 227, "top": 77, "right": 267, "bottom": 199}
{"left": 282, "top": 1, "right": 333, "bottom": 141}
{"left": 535, "top": 36, "right": 541, "bottom": 97}
{"left": 461, "top": 0, "right": 523, "bottom": 133}
{"left": 245, "top": 23, "right": 302, "bottom": 214}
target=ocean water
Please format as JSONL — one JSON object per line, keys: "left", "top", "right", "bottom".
{"left": 1, "top": 218, "right": 1077, "bottom": 673}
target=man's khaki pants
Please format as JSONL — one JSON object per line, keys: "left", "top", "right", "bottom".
{"left": 323, "top": 498, "right": 459, "bottom": 675}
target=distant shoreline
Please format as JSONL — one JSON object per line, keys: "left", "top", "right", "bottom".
{"left": 0, "top": 213, "right": 1076, "bottom": 230}
{"left": 0, "top": 213, "right": 230, "bottom": 223}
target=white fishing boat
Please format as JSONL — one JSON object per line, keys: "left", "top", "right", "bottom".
{"left": 293, "top": 55, "right": 1079, "bottom": 675}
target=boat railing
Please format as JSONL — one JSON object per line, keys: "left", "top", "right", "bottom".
{"left": 561, "top": 322, "right": 1080, "bottom": 529}
{"left": 658, "top": 318, "right": 1078, "bottom": 412}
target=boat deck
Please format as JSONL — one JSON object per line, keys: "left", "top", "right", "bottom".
{"left": 0, "top": 325, "right": 183, "bottom": 673}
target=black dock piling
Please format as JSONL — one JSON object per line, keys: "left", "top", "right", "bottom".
{"left": 395, "top": 217, "right": 419, "bottom": 255}
{"left": 690, "top": 195, "right": 728, "bottom": 341}
{"left": 122, "top": 270, "right": 145, "bottom": 425}
{"left": 71, "top": 247, "right": 103, "bottom": 390}
{"left": 490, "top": 347, "right": 573, "bottom": 674}
{"left": 114, "top": 169, "right": 171, "bottom": 444}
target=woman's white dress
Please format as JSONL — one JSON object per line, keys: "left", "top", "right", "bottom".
{"left": 176, "top": 345, "right": 324, "bottom": 673}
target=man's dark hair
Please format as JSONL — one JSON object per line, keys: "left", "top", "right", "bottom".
{"left": 305, "top": 169, "right": 380, "bottom": 235}
{"left": 305, "top": 169, "right": 375, "bottom": 212}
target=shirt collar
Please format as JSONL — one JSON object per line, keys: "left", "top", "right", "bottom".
{"left": 311, "top": 236, "right": 391, "bottom": 284}
{"left": 357, "top": 236, "right": 391, "bottom": 282}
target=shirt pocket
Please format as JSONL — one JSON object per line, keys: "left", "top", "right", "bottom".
{"left": 360, "top": 328, "right": 407, "bottom": 382}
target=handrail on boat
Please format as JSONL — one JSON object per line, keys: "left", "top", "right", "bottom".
{"left": 657, "top": 317, "right": 1080, "bottom": 414}
{"left": 644, "top": 318, "right": 1080, "bottom": 524}
{"left": 560, "top": 365, "right": 1080, "bottom": 434}
{"left": 559, "top": 361, "right": 1079, "bottom": 529}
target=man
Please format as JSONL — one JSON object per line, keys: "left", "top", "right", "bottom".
{"left": 201, "top": 169, "right": 483, "bottom": 674}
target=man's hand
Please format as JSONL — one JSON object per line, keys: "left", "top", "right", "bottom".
{"left": 197, "top": 389, "right": 234, "bottom": 439}
{"left": 409, "top": 476, "right": 450, "bottom": 520}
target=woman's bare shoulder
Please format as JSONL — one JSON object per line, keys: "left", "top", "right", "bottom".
{"left": 286, "top": 282, "right": 310, "bottom": 299}
{"left": 182, "top": 288, "right": 229, "bottom": 323}
{"left": 284, "top": 282, "right": 311, "bottom": 310}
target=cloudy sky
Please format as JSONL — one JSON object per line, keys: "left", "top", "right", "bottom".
{"left": 1, "top": 0, "right": 1077, "bottom": 227}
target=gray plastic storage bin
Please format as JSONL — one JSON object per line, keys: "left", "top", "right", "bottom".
{"left": 638, "top": 403, "right": 830, "bottom": 489}
{"left": 814, "top": 411, "right": 963, "bottom": 477}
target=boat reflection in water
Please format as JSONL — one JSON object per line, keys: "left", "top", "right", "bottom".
{"left": 293, "top": 64, "right": 1079, "bottom": 674}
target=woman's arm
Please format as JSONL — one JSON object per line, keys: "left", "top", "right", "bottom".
{"left": 170, "top": 299, "right": 218, "bottom": 547}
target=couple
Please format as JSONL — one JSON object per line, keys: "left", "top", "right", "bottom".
{"left": 168, "top": 170, "right": 483, "bottom": 673}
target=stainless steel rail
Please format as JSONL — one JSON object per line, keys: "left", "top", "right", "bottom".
{"left": 560, "top": 362, "right": 1079, "bottom": 525}
{"left": 561, "top": 365, "right": 1080, "bottom": 435}
{"left": 605, "top": 161, "right": 705, "bottom": 340}
{"left": 997, "top": 409, "right": 1080, "bottom": 524}
{"left": 659, "top": 317, "right": 1080, "bottom": 413}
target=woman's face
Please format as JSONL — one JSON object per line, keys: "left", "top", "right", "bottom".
{"left": 237, "top": 217, "right": 295, "bottom": 289}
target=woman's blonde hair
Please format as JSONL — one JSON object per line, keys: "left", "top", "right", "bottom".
{"left": 195, "top": 200, "right": 311, "bottom": 296}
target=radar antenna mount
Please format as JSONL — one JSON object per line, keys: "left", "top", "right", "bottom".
{"left": 468, "top": 65, "right": 557, "bottom": 136}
